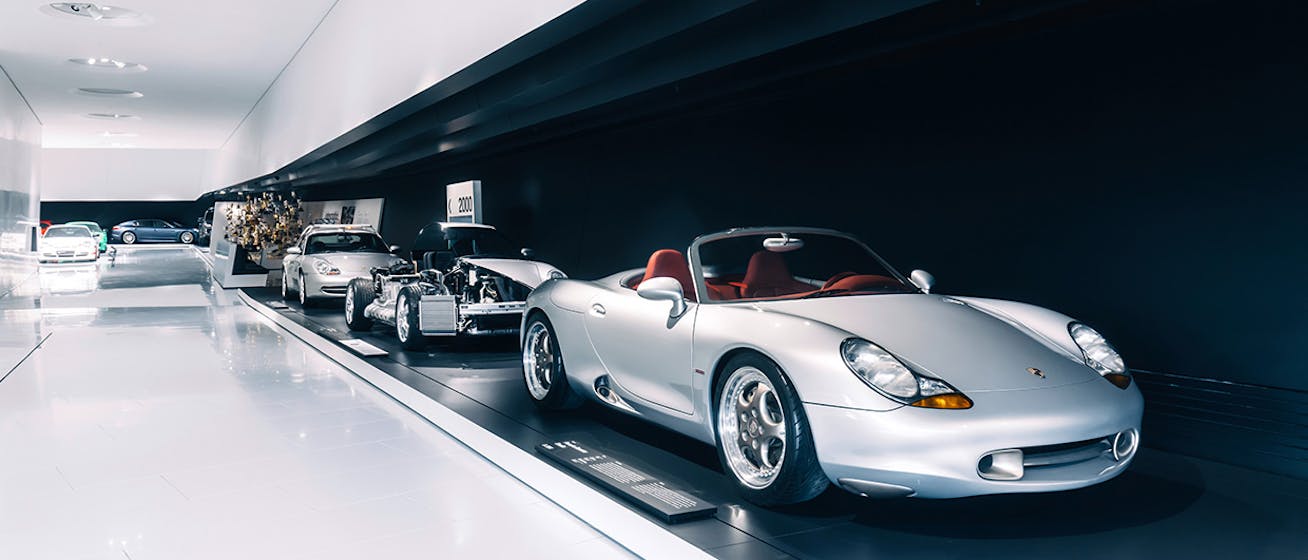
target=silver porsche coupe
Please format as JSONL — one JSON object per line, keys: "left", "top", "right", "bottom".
{"left": 520, "top": 227, "right": 1143, "bottom": 505}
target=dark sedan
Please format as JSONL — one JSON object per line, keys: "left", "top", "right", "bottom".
{"left": 110, "top": 219, "right": 199, "bottom": 245}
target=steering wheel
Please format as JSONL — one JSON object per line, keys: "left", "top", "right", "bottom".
{"left": 822, "top": 271, "right": 859, "bottom": 290}
{"left": 829, "top": 274, "right": 902, "bottom": 292}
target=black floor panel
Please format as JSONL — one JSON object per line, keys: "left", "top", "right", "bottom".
{"left": 245, "top": 288, "right": 1308, "bottom": 560}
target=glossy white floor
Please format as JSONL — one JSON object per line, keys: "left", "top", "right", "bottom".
{"left": 0, "top": 247, "right": 635, "bottom": 560}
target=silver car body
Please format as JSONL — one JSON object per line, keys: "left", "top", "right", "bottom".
{"left": 524, "top": 226, "right": 1144, "bottom": 499}
{"left": 283, "top": 225, "right": 405, "bottom": 300}
{"left": 39, "top": 225, "right": 99, "bottom": 263}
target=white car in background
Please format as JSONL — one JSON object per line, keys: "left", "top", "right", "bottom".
{"left": 39, "top": 224, "right": 100, "bottom": 263}
{"left": 282, "top": 225, "right": 406, "bottom": 306}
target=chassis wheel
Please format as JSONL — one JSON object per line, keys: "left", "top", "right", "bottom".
{"left": 395, "top": 287, "right": 426, "bottom": 350}
{"left": 345, "top": 278, "right": 374, "bottom": 331}
{"left": 180, "top": 231, "right": 195, "bottom": 244}
{"left": 714, "top": 353, "right": 827, "bottom": 505}
{"left": 522, "top": 314, "right": 582, "bottom": 410}
{"left": 121, "top": 231, "right": 136, "bottom": 244}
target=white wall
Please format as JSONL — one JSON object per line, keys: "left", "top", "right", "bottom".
{"left": 207, "top": 0, "right": 584, "bottom": 189}
{"left": 41, "top": 148, "right": 214, "bottom": 201}
{"left": 0, "top": 65, "right": 42, "bottom": 293}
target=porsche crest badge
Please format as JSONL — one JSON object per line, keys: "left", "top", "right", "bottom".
{"left": 1027, "top": 367, "right": 1045, "bottom": 378}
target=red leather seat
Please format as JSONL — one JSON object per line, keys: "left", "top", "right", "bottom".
{"left": 637, "top": 249, "right": 697, "bottom": 302}
{"left": 741, "top": 251, "right": 812, "bottom": 298}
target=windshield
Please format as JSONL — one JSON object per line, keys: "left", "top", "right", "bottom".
{"left": 441, "top": 226, "right": 518, "bottom": 258}
{"left": 305, "top": 232, "right": 389, "bottom": 255}
{"left": 46, "top": 226, "right": 93, "bottom": 238}
{"left": 695, "top": 231, "right": 915, "bottom": 301}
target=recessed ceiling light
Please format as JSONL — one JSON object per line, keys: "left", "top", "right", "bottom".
{"left": 86, "top": 113, "right": 139, "bottom": 120}
{"left": 74, "top": 87, "right": 144, "bottom": 98}
{"left": 40, "top": 3, "right": 150, "bottom": 26}
{"left": 67, "top": 57, "right": 147, "bottom": 72}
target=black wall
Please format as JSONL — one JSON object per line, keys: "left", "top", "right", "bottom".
{"left": 311, "top": 0, "right": 1307, "bottom": 394}
{"left": 41, "top": 200, "right": 207, "bottom": 231}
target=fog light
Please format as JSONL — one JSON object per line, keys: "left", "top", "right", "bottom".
{"left": 978, "top": 449, "right": 1023, "bottom": 480}
{"left": 1112, "top": 429, "right": 1139, "bottom": 461}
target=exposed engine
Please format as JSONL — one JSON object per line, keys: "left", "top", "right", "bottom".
{"left": 444, "top": 260, "right": 530, "bottom": 334}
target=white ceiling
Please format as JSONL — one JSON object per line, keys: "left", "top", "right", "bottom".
{"left": 0, "top": 0, "right": 338, "bottom": 149}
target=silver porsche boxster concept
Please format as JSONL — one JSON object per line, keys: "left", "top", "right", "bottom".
{"left": 520, "top": 227, "right": 1143, "bottom": 505}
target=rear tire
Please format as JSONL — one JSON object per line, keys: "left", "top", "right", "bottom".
{"left": 395, "top": 287, "right": 426, "bottom": 350}
{"left": 713, "top": 353, "right": 828, "bottom": 506}
{"left": 122, "top": 231, "right": 136, "bottom": 244}
{"left": 281, "top": 271, "right": 295, "bottom": 300}
{"left": 345, "top": 279, "right": 375, "bottom": 331}
{"left": 522, "top": 313, "right": 583, "bottom": 410}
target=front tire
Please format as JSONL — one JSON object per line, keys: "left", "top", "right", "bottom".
{"left": 298, "top": 273, "right": 313, "bottom": 307}
{"left": 281, "top": 269, "right": 295, "bottom": 300}
{"left": 395, "top": 287, "right": 426, "bottom": 350}
{"left": 522, "top": 313, "right": 583, "bottom": 410}
{"left": 714, "top": 353, "right": 828, "bottom": 505}
{"left": 121, "top": 231, "right": 136, "bottom": 244}
{"left": 180, "top": 231, "right": 195, "bottom": 244}
{"left": 345, "top": 279, "right": 375, "bottom": 331}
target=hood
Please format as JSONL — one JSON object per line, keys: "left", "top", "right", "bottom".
{"left": 462, "top": 257, "right": 562, "bottom": 288}
{"left": 42, "top": 237, "right": 95, "bottom": 250}
{"left": 749, "top": 294, "right": 1099, "bottom": 393}
{"left": 314, "top": 253, "right": 403, "bottom": 273}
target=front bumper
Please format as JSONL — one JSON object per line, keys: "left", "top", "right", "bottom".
{"left": 39, "top": 250, "right": 97, "bottom": 263}
{"left": 303, "top": 274, "right": 352, "bottom": 298}
{"left": 805, "top": 378, "right": 1144, "bottom": 499}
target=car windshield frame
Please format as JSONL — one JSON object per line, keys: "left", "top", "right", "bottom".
{"left": 68, "top": 222, "right": 103, "bottom": 233}
{"left": 687, "top": 227, "right": 918, "bottom": 304}
{"left": 304, "top": 232, "right": 390, "bottom": 255}
{"left": 440, "top": 225, "right": 520, "bottom": 258}
{"left": 45, "top": 225, "right": 94, "bottom": 238}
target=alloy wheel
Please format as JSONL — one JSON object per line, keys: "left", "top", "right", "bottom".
{"left": 522, "top": 321, "right": 553, "bottom": 400}
{"left": 298, "top": 274, "right": 307, "bottom": 306}
{"left": 344, "top": 287, "right": 354, "bottom": 318}
{"left": 718, "top": 366, "right": 787, "bottom": 489}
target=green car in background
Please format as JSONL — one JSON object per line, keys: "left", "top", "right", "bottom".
{"left": 66, "top": 221, "right": 108, "bottom": 252}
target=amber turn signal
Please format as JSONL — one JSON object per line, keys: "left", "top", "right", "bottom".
{"left": 910, "top": 393, "right": 973, "bottom": 409}
{"left": 1104, "top": 373, "right": 1132, "bottom": 389}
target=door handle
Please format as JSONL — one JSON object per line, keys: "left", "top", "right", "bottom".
{"left": 591, "top": 303, "right": 606, "bottom": 317}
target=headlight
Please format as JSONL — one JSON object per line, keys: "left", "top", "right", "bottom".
{"left": 549, "top": 269, "right": 566, "bottom": 280}
{"left": 313, "top": 259, "right": 340, "bottom": 275}
{"left": 1068, "top": 322, "right": 1130, "bottom": 389}
{"left": 841, "top": 339, "right": 972, "bottom": 409}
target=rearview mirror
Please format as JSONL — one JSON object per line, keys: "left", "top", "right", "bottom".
{"left": 286, "top": 247, "right": 302, "bottom": 255}
{"left": 910, "top": 269, "right": 935, "bottom": 293}
{"left": 389, "top": 245, "right": 401, "bottom": 254}
{"left": 637, "top": 276, "right": 688, "bottom": 318}
{"left": 763, "top": 236, "right": 804, "bottom": 252}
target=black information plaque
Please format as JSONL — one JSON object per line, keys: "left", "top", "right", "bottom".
{"left": 537, "top": 440, "right": 717, "bottom": 524}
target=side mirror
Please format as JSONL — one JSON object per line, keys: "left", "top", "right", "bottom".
{"left": 637, "top": 276, "right": 688, "bottom": 318}
{"left": 910, "top": 269, "right": 935, "bottom": 294}
{"left": 286, "top": 247, "right": 302, "bottom": 255}
{"left": 389, "top": 245, "right": 401, "bottom": 254}
{"left": 521, "top": 247, "right": 536, "bottom": 259}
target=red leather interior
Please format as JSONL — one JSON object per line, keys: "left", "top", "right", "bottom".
{"left": 741, "top": 251, "right": 813, "bottom": 298}
{"left": 636, "top": 249, "right": 697, "bottom": 302}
